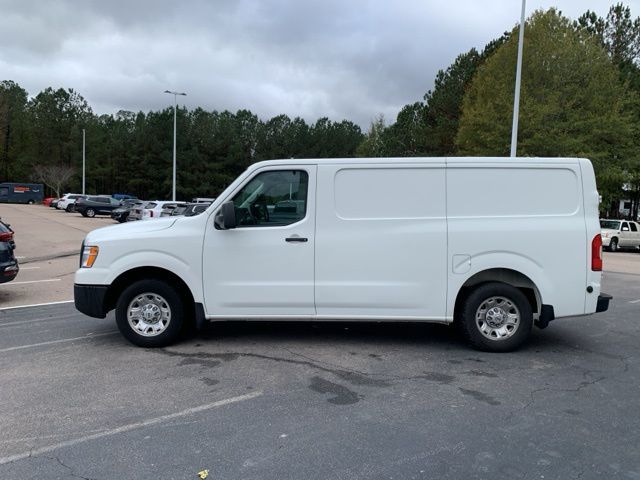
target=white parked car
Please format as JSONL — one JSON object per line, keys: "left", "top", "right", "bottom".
{"left": 75, "top": 157, "right": 610, "bottom": 352}
{"left": 600, "top": 219, "right": 640, "bottom": 252}
{"left": 140, "top": 201, "right": 175, "bottom": 220}
{"left": 57, "top": 193, "right": 85, "bottom": 211}
{"left": 160, "top": 202, "right": 187, "bottom": 217}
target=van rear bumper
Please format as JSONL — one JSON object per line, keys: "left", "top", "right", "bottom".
{"left": 596, "top": 293, "right": 612, "bottom": 313}
{"left": 74, "top": 284, "right": 109, "bottom": 318}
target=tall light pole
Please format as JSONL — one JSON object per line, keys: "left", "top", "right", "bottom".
{"left": 510, "top": 0, "right": 526, "bottom": 157}
{"left": 164, "top": 90, "right": 187, "bottom": 201}
{"left": 82, "top": 128, "right": 86, "bottom": 195}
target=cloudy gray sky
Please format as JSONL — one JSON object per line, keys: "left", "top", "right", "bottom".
{"left": 1, "top": 0, "right": 637, "bottom": 127}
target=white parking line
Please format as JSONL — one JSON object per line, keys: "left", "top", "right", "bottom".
{"left": 0, "top": 332, "right": 118, "bottom": 353}
{"left": 0, "top": 278, "right": 61, "bottom": 286}
{"left": 0, "top": 300, "right": 73, "bottom": 311}
{"left": 0, "top": 391, "right": 263, "bottom": 465}
{"left": 0, "top": 314, "right": 74, "bottom": 328}
{"left": 17, "top": 266, "right": 40, "bottom": 270}
{"left": 629, "top": 299, "right": 640, "bottom": 304}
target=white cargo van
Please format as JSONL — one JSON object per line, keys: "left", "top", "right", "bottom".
{"left": 74, "top": 157, "right": 610, "bottom": 352}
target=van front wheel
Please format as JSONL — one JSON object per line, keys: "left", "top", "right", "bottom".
{"left": 115, "top": 279, "right": 185, "bottom": 347}
{"left": 459, "top": 282, "right": 533, "bottom": 352}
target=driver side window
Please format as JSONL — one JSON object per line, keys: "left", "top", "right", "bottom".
{"left": 231, "top": 170, "right": 308, "bottom": 227}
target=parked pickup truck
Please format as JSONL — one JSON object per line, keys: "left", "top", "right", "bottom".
{"left": 75, "top": 157, "right": 611, "bottom": 352}
{"left": 600, "top": 219, "right": 640, "bottom": 252}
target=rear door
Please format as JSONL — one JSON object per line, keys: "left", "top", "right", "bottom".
{"left": 630, "top": 222, "right": 640, "bottom": 247}
{"left": 96, "top": 197, "right": 110, "bottom": 213}
{"left": 620, "top": 221, "right": 631, "bottom": 246}
{"left": 109, "top": 198, "right": 121, "bottom": 212}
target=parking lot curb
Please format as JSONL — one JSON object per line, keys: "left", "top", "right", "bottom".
{"left": 20, "top": 251, "right": 79, "bottom": 264}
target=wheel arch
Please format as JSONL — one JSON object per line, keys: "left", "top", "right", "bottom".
{"left": 104, "top": 266, "right": 196, "bottom": 317}
{"left": 453, "top": 268, "right": 542, "bottom": 322}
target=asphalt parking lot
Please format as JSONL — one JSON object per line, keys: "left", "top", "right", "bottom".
{"left": 0, "top": 205, "right": 639, "bottom": 479}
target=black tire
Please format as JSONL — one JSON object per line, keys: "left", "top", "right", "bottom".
{"left": 609, "top": 238, "right": 618, "bottom": 252}
{"left": 27, "top": 199, "right": 34, "bottom": 205}
{"left": 65, "top": 205, "right": 73, "bottom": 212}
{"left": 458, "top": 282, "right": 533, "bottom": 352}
{"left": 85, "top": 208, "right": 96, "bottom": 218}
{"left": 115, "top": 279, "right": 185, "bottom": 347}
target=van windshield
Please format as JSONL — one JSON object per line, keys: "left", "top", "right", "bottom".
{"left": 600, "top": 220, "right": 621, "bottom": 229}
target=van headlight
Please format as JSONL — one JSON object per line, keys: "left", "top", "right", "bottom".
{"left": 81, "top": 245, "right": 99, "bottom": 268}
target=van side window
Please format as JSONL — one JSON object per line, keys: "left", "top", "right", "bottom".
{"left": 232, "top": 170, "right": 308, "bottom": 227}
{"left": 631, "top": 223, "right": 638, "bottom": 232}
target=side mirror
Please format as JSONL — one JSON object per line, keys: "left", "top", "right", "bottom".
{"left": 622, "top": 226, "right": 629, "bottom": 231}
{"left": 214, "top": 201, "right": 237, "bottom": 230}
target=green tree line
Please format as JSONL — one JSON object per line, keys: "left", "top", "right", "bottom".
{"left": 1, "top": 4, "right": 639, "bottom": 216}
{"left": 360, "top": 4, "right": 640, "bottom": 218}
{"left": 0, "top": 85, "right": 364, "bottom": 199}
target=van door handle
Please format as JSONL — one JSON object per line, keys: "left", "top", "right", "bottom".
{"left": 285, "top": 236, "right": 308, "bottom": 243}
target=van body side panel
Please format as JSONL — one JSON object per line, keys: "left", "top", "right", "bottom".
{"left": 315, "top": 164, "right": 448, "bottom": 318}
{"left": 0, "top": 183, "right": 44, "bottom": 203}
{"left": 446, "top": 160, "right": 587, "bottom": 319}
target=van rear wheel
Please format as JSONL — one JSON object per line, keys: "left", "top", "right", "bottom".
{"left": 458, "top": 282, "right": 533, "bottom": 352}
{"left": 115, "top": 279, "right": 185, "bottom": 347}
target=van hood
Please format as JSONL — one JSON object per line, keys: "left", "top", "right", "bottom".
{"left": 85, "top": 217, "right": 177, "bottom": 244}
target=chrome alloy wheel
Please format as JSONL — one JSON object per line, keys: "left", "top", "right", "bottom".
{"left": 127, "top": 293, "right": 172, "bottom": 337}
{"left": 475, "top": 296, "right": 520, "bottom": 341}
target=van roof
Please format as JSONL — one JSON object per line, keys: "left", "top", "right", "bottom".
{"left": 249, "top": 156, "right": 585, "bottom": 170}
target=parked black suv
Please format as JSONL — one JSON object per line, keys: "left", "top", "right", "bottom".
{"left": 111, "top": 199, "right": 144, "bottom": 223}
{"left": 75, "top": 196, "right": 122, "bottom": 217}
{"left": 0, "top": 218, "right": 18, "bottom": 283}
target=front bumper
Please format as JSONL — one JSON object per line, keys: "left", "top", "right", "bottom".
{"left": 596, "top": 293, "right": 612, "bottom": 313}
{"left": 74, "top": 284, "right": 109, "bottom": 318}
